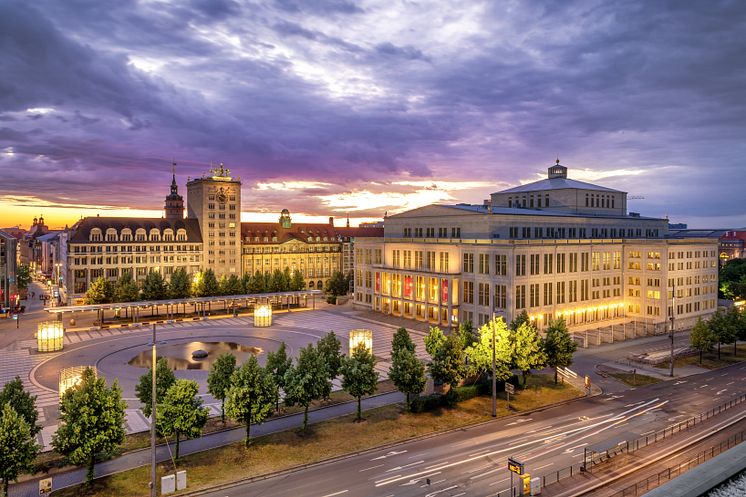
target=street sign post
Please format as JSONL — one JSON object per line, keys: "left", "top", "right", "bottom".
{"left": 505, "top": 382, "right": 514, "bottom": 409}
{"left": 507, "top": 457, "right": 524, "bottom": 497}
{"left": 39, "top": 477, "right": 52, "bottom": 495}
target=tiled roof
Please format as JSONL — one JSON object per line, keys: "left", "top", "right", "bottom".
{"left": 241, "top": 222, "right": 337, "bottom": 244}
{"left": 496, "top": 177, "right": 624, "bottom": 194}
{"left": 69, "top": 217, "right": 202, "bottom": 243}
{"left": 335, "top": 227, "right": 384, "bottom": 239}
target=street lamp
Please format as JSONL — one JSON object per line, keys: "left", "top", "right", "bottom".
{"left": 150, "top": 323, "right": 157, "bottom": 497}
{"left": 669, "top": 283, "right": 676, "bottom": 378}
{"left": 491, "top": 313, "right": 497, "bottom": 417}
{"left": 349, "top": 329, "right": 373, "bottom": 355}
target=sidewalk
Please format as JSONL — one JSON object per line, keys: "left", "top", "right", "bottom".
{"left": 10, "top": 391, "right": 405, "bottom": 497}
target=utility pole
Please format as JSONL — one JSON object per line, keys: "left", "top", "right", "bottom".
{"left": 150, "top": 323, "right": 157, "bottom": 497}
{"left": 491, "top": 313, "right": 497, "bottom": 417}
{"left": 669, "top": 282, "right": 675, "bottom": 378}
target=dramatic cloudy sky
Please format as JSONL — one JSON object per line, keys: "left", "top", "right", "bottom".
{"left": 1, "top": 0, "right": 745, "bottom": 228}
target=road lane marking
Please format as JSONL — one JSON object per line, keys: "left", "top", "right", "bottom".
{"left": 371, "top": 450, "right": 407, "bottom": 461}
{"left": 716, "top": 389, "right": 728, "bottom": 395}
{"left": 425, "top": 484, "right": 458, "bottom": 497}
{"left": 320, "top": 491, "right": 348, "bottom": 497}
{"left": 469, "top": 466, "right": 502, "bottom": 480}
{"left": 386, "top": 460, "right": 424, "bottom": 472}
{"left": 359, "top": 464, "right": 384, "bottom": 472}
{"left": 534, "top": 462, "right": 554, "bottom": 471}
{"left": 376, "top": 397, "right": 664, "bottom": 487}
{"left": 490, "top": 477, "right": 511, "bottom": 486}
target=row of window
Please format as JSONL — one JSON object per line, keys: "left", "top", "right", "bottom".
{"left": 244, "top": 245, "right": 340, "bottom": 254}
{"left": 508, "top": 226, "right": 660, "bottom": 239}
{"left": 88, "top": 227, "right": 189, "bottom": 242}
{"left": 402, "top": 227, "right": 462, "bottom": 239}
{"left": 72, "top": 245, "right": 201, "bottom": 253}
{"left": 391, "top": 250, "right": 450, "bottom": 272}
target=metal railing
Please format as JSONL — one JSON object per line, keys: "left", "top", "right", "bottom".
{"left": 608, "top": 428, "right": 746, "bottom": 497}
{"left": 539, "top": 392, "right": 746, "bottom": 490}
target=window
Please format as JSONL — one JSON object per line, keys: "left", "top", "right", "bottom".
{"left": 530, "top": 283, "right": 540, "bottom": 307}
{"left": 463, "top": 281, "right": 474, "bottom": 304}
{"left": 543, "top": 282, "right": 553, "bottom": 305}
{"left": 515, "top": 285, "right": 526, "bottom": 309}
{"left": 515, "top": 254, "right": 526, "bottom": 276}
{"left": 530, "top": 254, "right": 540, "bottom": 275}
{"left": 556, "top": 281, "right": 565, "bottom": 304}
{"left": 569, "top": 253, "right": 578, "bottom": 272}
{"left": 495, "top": 254, "right": 507, "bottom": 276}
{"left": 581, "top": 253, "right": 589, "bottom": 272}
{"left": 556, "top": 253, "right": 565, "bottom": 273}
{"left": 494, "top": 285, "right": 507, "bottom": 309}
{"left": 463, "top": 253, "right": 474, "bottom": 273}
{"left": 544, "top": 254, "right": 553, "bottom": 274}
{"left": 439, "top": 252, "right": 449, "bottom": 272}
{"left": 478, "top": 283, "right": 489, "bottom": 306}
{"left": 478, "top": 254, "right": 489, "bottom": 274}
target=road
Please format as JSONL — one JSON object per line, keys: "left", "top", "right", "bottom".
{"left": 198, "top": 363, "right": 746, "bottom": 497}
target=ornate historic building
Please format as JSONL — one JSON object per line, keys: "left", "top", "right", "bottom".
{"left": 354, "top": 161, "right": 719, "bottom": 333}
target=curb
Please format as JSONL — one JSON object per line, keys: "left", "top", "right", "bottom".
{"left": 178, "top": 387, "right": 598, "bottom": 497}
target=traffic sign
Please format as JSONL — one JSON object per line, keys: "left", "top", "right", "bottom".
{"left": 505, "top": 383, "right": 515, "bottom": 395}
{"left": 39, "top": 477, "right": 52, "bottom": 495}
{"left": 508, "top": 457, "right": 524, "bottom": 475}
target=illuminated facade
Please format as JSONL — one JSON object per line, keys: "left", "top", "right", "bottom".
{"left": 354, "top": 161, "right": 719, "bottom": 332}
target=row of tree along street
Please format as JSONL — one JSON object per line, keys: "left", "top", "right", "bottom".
{"left": 690, "top": 305, "right": 746, "bottom": 362}
{"left": 0, "top": 313, "right": 577, "bottom": 494}
{"left": 84, "top": 267, "right": 352, "bottom": 304}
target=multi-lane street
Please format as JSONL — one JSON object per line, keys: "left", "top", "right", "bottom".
{"left": 201, "top": 363, "right": 746, "bottom": 497}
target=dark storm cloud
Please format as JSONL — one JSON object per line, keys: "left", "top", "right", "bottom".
{"left": 0, "top": 0, "right": 745, "bottom": 225}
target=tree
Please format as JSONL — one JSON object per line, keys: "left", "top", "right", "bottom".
{"left": 0, "top": 404, "right": 39, "bottom": 497}
{"left": 428, "top": 333, "right": 466, "bottom": 391}
{"left": 465, "top": 317, "right": 513, "bottom": 382}
{"left": 265, "top": 342, "right": 292, "bottom": 413}
{"left": 282, "top": 267, "right": 293, "bottom": 291}
{"left": 135, "top": 358, "right": 176, "bottom": 418}
{"left": 219, "top": 274, "right": 243, "bottom": 296}
{"left": 424, "top": 326, "right": 447, "bottom": 357}
{"left": 192, "top": 269, "right": 219, "bottom": 297}
{"left": 168, "top": 268, "right": 191, "bottom": 299}
{"left": 248, "top": 271, "right": 266, "bottom": 293}
{"left": 0, "top": 377, "right": 40, "bottom": 436}
{"left": 290, "top": 270, "right": 306, "bottom": 291}
{"left": 52, "top": 368, "right": 126, "bottom": 485}
{"left": 269, "top": 269, "right": 286, "bottom": 292}
{"left": 325, "top": 271, "right": 349, "bottom": 296}
{"left": 225, "top": 357, "right": 276, "bottom": 447}
{"left": 240, "top": 272, "right": 253, "bottom": 294}
{"left": 341, "top": 344, "right": 379, "bottom": 421}
{"left": 283, "top": 344, "right": 331, "bottom": 432}
{"left": 389, "top": 345, "right": 426, "bottom": 411}
{"left": 207, "top": 353, "right": 236, "bottom": 424}
{"left": 719, "top": 259, "right": 746, "bottom": 300}
{"left": 114, "top": 272, "right": 140, "bottom": 302}
{"left": 543, "top": 318, "right": 578, "bottom": 384}
{"left": 510, "top": 310, "right": 531, "bottom": 332}
{"left": 85, "top": 276, "right": 113, "bottom": 304}
{"left": 709, "top": 309, "right": 736, "bottom": 360}
{"left": 726, "top": 306, "right": 743, "bottom": 357}
{"left": 737, "top": 308, "right": 746, "bottom": 344}
{"left": 157, "top": 379, "right": 208, "bottom": 459}
{"left": 317, "top": 331, "right": 343, "bottom": 382}
{"left": 512, "top": 322, "right": 547, "bottom": 386}
{"left": 690, "top": 317, "right": 716, "bottom": 364}
{"left": 458, "top": 321, "right": 477, "bottom": 350}
{"left": 392, "top": 327, "right": 415, "bottom": 354}
{"left": 141, "top": 270, "right": 168, "bottom": 300}
{"left": 15, "top": 264, "right": 31, "bottom": 292}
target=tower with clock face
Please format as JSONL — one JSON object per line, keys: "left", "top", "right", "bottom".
{"left": 186, "top": 163, "right": 242, "bottom": 277}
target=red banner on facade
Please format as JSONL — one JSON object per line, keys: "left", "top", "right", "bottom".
{"left": 404, "top": 275, "right": 412, "bottom": 298}
{"left": 375, "top": 272, "right": 380, "bottom": 293}
{"left": 441, "top": 279, "right": 449, "bottom": 303}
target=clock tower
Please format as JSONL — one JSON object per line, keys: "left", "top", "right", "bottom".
{"left": 186, "top": 163, "right": 242, "bottom": 277}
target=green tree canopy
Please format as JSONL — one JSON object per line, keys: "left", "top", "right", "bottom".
{"left": 290, "top": 270, "right": 306, "bottom": 291}
{"left": 135, "top": 357, "right": 176, "bottom": 418}
{"left": 207, "top": 353, "right": 237, "bottom": 424}
{"left": 428, "top": 333, "right": 466, "bottom": 390}
{"left": 465, "top": 317, "right": 513, "bottom": 382}
{"left": 709, "top": 309, "right": 736, "bottom": 359}
{"left": 141, "top": 270, "right": 168, "bottom": 300}
{"left": 52, "top": 368, "right": 126, "bottom": 485}
{"left": 325, "top": 271, "right": 349, "bottom": 297}
{"left": 0, "top": 376, "right": 40, "bottom": 436}
{"left": 512, "top": 322, "right": 547, "bottom": 386}
{"left": 424, "top": 326, "right": 446, "bottom": 357}
{"left": 248, "top": 271, "right": 266, "bottom": 293}
{"left": 114, "top": 272, "right": 140, "bottom": 302}
{"left": 16, "top": 264, "right": 31, "bottom": 292}
{"left": 240, "top": 272, "right": 253, "bottom": 295}
{"left": 283, "top": 344, "right": 331, "bottom": 432}
{"left": 225, "top": 357, "right": 276, "bottom": 446}
{"left": 389, "top": 345, "right": 426, "bottom": 411}
{"left": 719, "top": 259, "right": 746, "bottom": 300}
{"left": 543, "top": 318, "right": 578, "bottom": 384}
{"left": 265, "top": 342, "right": 292, "bottom": 412}
{"left": 85, "top": 276, "right": 113, "bottom": 304}
{"left": 269, "top": 269, "right": 286, "bottom": 292}
{"left": 458, "top": 321, "right": 477, "bottom": 350}
{"left": 157, "top": 379, "right": 208, "bottom": 459}
{"left": 219, "top": 274, "right": 243, "bottom": 296}
{"left": 0, "top": 403, "right": 39, "bottom": 497}
{"left": 192, "top": 269, "right": 219, "bottom": 297}
{"left": 341, "top": 344, "right": 379, "bottom": 421}
{"left": 690, "top": 317, "right": 716, "bottom": 364}
{"left": 392, "top": 327, "right": 415, "bottom": 354}
{"left": 509, "top": 310, "right": 532, "bottom": 332}
{"left": 168, "top": 268, "right": 191, "bottom": 299}
{"left": 317, "top": 331, "right": 343, "bottom": 382}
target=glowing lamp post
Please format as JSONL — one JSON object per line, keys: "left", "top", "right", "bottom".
{"left": 59, "top": 366, "right": 95, "bottom": 398}
{"left": 348, "top": 329, "right": 373, "bottom": 355}
{"left": 254, "top": 304, "right": 273, "bottom": 327}
{"left": 37, "top": 321, "right": 64, "bottom": 352}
